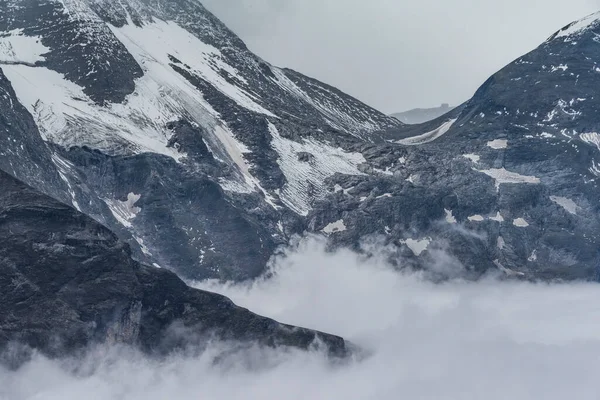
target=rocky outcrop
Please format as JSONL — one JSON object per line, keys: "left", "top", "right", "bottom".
{"left": 0, "top": 170, "right": 346, "bottom": 366}
{"left": 309, "top": 13, "right": 600, "bottom": 281}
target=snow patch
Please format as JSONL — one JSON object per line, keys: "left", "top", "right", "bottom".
{"left": 110, "top": 19, "right": 274, "bottom": 117}
{"left": 550, "top": 196, "right": 580, "bottom": 215}
{"left": 0, "top": 29, "right": 49, "bottom": 64}
{"left": 2, "top": 60, "right": 184, "bottom": 161}
{"left": 580, "top": 132, "right": 600, "bottom": 151}
{"left": 550, "top": 64, "right": 569, "bottom": 72}
{"left": 513, "top": 218, "right": 530, "bottom": 228}
{"left": 493, "top": 259, "right": 525, "bottom": 277}
{"left": 476, "top": 168, "right": 541, "bottom": 190}
{"left": 487, "top": 139, "right": 508, "bottom": 149}
{"left": 51, "top": 154, "right": 81, "bottom": 211}
{"left": 271, "top": 68, "right": 383, "bottom": 136}
{"left": 401, "top": 238, "right": 431, "bottom": 256}
{"left": 544, "top": 100, "right": 582, "bottom": 123}
{"left": 212, "top": 124, "right": 263, "bottom": 193}
{"left": 104, "top": 193, "right": 141, "bottom": 228}
{"left": 373, "top": 167, "right": 394, "bottom": 176}
{"left": 489, "top": 212, "right": 505, "bottom": 222}
{"left": 134, "top": 236, "right": 152, "bottom": 256}
{"left": 468, "top": 215, "right": 485, "bottom": 222}
{"left": 552, "top": 12, "right": 600, "bottom": 41}
{"left": 396, "top": 119, "right": 457, "bottom": 145}
{"left": 322, "top": 219, "right": 347, "bottom": 234}
{"left": 528, "top": 250, "right": 538, "bottom": 262}
{"left": 463, "top": 154, "right": 480, "bottom": 163}
{"left": 444, "top": 209, "right": 457, "bottom": 224}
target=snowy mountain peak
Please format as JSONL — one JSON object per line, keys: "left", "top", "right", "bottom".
{"left": 0, "top": 0, "right": 398, "bottom": 178}
{"left": 7, "top": 1, "right": 600, "bottom": 284}
{"left": 547, "top": 11, "right": 600, "bottom": 42}
{"left": 0, "top": 0, "right": 400, "bottom": 280}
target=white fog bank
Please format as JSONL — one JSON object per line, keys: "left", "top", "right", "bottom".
{"left": 3, "top": 237, "right": 600, "bottom": 400}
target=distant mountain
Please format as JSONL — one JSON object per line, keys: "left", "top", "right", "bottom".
{"left": 391, "top": 104, "right": 455, "bottom": 124}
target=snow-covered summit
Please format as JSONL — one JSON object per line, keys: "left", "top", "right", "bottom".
{"left": 547, "top": 11, "right": 600, "bottom": 42}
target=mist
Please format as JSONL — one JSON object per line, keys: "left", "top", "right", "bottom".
{"left": 3, "top": 236, "right": 600, "bottom": 399}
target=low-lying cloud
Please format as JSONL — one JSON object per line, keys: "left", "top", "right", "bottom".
{"left": 3, "top": 236, "right": 600, "bottom": 399}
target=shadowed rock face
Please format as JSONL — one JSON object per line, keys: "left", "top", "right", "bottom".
{"left": 0, "top": 171, "right": 346, "bottom": 367}
{"left": 315, "top": 14, "right": 600, "bottom": 281}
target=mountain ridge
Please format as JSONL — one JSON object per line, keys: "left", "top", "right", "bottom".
{"left": 3, "top": 0, "right": 600, "bottom": 366}
{"left": 2, "top": 2, "right": 600, "bottom": 284}
{"left": 0, "top": 0, "right": 401, "bottom": 281}
{"left": 0, "top": 168, "right": 347, "bottom": 366}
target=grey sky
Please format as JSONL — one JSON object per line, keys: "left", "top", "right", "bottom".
{"left": 202, "top": 0, "right": 598, "bottom": 113}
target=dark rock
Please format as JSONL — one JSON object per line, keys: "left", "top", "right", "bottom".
{"left": 0, "top": 170, "right": 347, "bottom": 367}
{"left": 317, "top": 15, "right": 600, "bottom": 281}
{"left": 2, "top": 0, "right": 600, "bottom": 283}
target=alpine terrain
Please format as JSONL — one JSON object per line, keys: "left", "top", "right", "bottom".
{"left": 2, "top": 0, "right": 600, "bottom": 360}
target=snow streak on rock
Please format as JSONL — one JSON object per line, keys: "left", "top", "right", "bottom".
{"left": 104, "top": 192, "right": 141, "bottom": 228}
{"left": 550, "top": 12, "right": 600, "bottom": 41}
{"left": 268, "top": 122, "right": 365, "bottom": 215}
{"left": 476, "top": 168, "right": 541, "bottom": 190}
{"left": 396, "top": 119, "right": 457, "bottom": 145}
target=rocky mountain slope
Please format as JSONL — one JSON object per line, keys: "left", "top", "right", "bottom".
{"left": 0, "top": 0, "right": 401, "bottom": 281}
{"left": 316, "top": 13, "right": 600, "bottom": 281}
{"left": 0, "top": 169, "right": 346, "bottom": 366}
{"left": 1, "top": 0, "right": 600, "bottom": 287}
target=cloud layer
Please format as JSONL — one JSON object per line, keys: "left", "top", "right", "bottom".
{"left": 202, "top": 0, "right": 598, "bottom": 112}
{"left": 3, "top": 237, "right": 600, "bottom": 399}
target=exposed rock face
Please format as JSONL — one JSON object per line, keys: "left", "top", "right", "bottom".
{"left": 0, "top": 0, "right": 400, "bottom": 281}
{"left": 0, "top": 170, "right": 346, "bottom": 366}
{"left": 1, "top": 0, "right": 600, "bottom": 288}
{"left": 314, "top": 13, "right": 600, "bottom": 281}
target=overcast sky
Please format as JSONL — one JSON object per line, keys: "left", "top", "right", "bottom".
{"left": 202, "top": 0, "right": 599, "bottom": 113}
